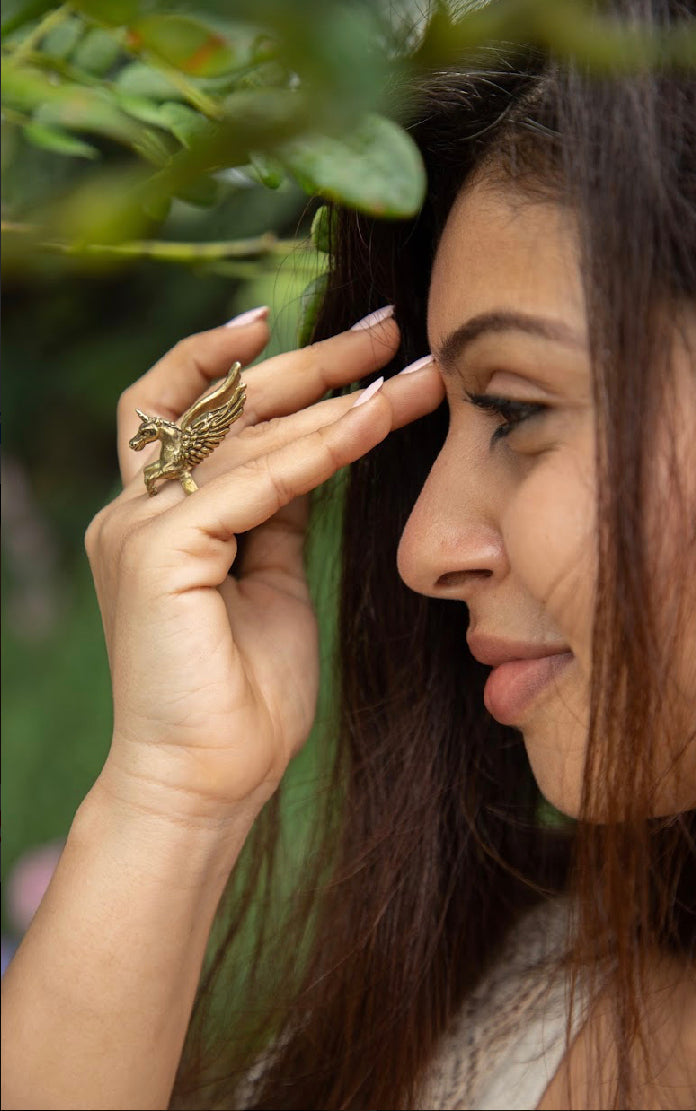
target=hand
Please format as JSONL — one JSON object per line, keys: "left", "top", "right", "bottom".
{"left": 85, "top": 311, "right": 443, "bottom": 825}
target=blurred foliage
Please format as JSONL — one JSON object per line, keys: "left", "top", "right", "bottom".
{"left": 3, "top": 0, "right": 694, "bottom": 267}
{"left": 2, "top": 0, "right": 695, "bottom": 934}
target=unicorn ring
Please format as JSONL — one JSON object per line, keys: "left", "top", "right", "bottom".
{"left": 128, "top": 361, "right": 246, "bottom": 496}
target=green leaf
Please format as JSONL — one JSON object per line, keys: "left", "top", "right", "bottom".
{"left": 234, "top": 59, "right": 289, "bottom": 91}
{"left": 127, "top": 127, "right": 173, "bottom": 166}
{"left": 277, "top": 113, "right": 426, "bottom": 218}
{"left": 2, "top": 0, "right": 54, "bottom": 37}
{"left": 310, "top": 205, "right": 333, "bottom": 253}
{"left": 33, "top": 85, "right": 135, "bottom": 138}
{"left": 249, "top": 33, "right": 278, "bottom": 66}
{"left": 114, "top": 96, "right": 208, "bottom": 150}
{"left": 297, "top": 271, "right": 329, "bottom": 348}
{"left": 115, "top": 93, "right": 170, "bottom": 128}
{"left": 32, "top": 85, "right": 172, "bottom": 164}
{"left": 141, "top": 190, "right": 171, "bottom": 223}
{"left": 41, "top": 15, "right": 84, "bottom": 60}
{"left": 71, "top": 27, "right": 122, "bottom": 75}
{"left": 156, "top": 102, "right": 208, "bottom": 148}
{"left": 2, "top": 63, "right": 61, "bottom": 113}
{"left": 114, "top": 62, "right": 186, "bottom": 102}
{"left": 73, "top": 0, "right": 138, "bottom": 25}
{"left": 248, "top": 151, "right": 285, "bottom": 189}
{"left": 127, "top": 14, "right": 238, "bottom": 77}
{"left": 173, "top": 175, "right": 220, "bottom": 207}
{"left": 22, "top": 119, "right": 100, "bottom": 159}
{"left": 1, "top": 117, "right": 20, "bottom": 174}
{"left": 42, "top": 165, "right": 152, "bottom": 244}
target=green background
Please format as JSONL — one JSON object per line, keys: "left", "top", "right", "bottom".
{"left": 1, "top": 177, "right": 324, "bottom": 932}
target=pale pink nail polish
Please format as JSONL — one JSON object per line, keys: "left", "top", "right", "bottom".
{"left": 398, "top": 354, "right": 434, "bottom": 375}
{"left": 224, "top": 305, "right": 269, "bottom": 328}
{"left": 349, "top": 305, "right": 395, "bottom": 331}
{"left": 351, "top": 376, "right": 385, "bottom": 408}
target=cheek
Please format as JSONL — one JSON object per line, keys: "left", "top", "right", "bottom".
{"left": 503, "top": 450, "right": 596, "bottom": 667}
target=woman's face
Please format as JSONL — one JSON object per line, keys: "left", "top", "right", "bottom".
{"left": 396, "top": 179, "right": 696, "bottom": 817}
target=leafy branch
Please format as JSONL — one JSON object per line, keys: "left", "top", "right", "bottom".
{"left": 2, "top": 0, "right": 695, "bottom": 275}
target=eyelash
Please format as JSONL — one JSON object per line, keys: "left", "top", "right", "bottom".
{"left": 464, "top": 391, "right": 548, "bottom": 445}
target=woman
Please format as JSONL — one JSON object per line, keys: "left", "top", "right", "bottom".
{"left": 2, "top": 2, "right": 695, "bottom": 1108}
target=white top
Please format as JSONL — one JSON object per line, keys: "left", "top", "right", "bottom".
{"left": 238, "top": 898, "right": 585, "bottom": 1111}
{"left": 418, "top": 899, "right": 586, "bottom": 1111}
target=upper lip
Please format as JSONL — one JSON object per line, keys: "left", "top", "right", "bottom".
{"left": 466, "top": 633, "right": 572, "bottom": 668}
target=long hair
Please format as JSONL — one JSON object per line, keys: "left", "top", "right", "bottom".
{"left": 171, "top": 3, "right": 696, "bottom": 1108}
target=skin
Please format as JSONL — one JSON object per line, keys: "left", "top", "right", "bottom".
{"left": 397, "top": 178, "right": 696, "bottom": 818}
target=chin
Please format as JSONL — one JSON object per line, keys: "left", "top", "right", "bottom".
{"left": 522, "top": 732, "right": 585, "bottom": 821}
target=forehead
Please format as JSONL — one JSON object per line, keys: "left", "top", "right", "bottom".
{"left": 427, "top": 182, "right": 587, "bottom": 356}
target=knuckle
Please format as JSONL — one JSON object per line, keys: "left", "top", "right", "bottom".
{"left": 118, "top": 519, "right": 155, "bottom": 575}
{"left": 241, "top": 453, "right": 269, "bottom": 478}
{"left": 117, "top": 383, "right": 142, "bottom": 421}
{"left": 314, "top": 422, "right": 344, "bottom": 470}
{"left": 244, "top": 453, "right": 292, "bottom": 507}
{"left": 265, "top": 461, "right": 293, "bottom": 508}
{"left": 240, "top": 415, "right": 283, "bottom": 442}
{"left": 84, "top": 509, "right": 105, "bottom": 560}
{"left": 117, "top": 386, "right": 133, "bottom": 415}
{"left": 86, "top": 500, "right": 149, "bottom": 571}
{"left": 172, "top": 334, "right": 198, "bottom": 363}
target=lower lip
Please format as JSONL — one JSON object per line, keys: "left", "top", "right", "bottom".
{"left": 483, "top": 652, "right": 574, "bottom": 725}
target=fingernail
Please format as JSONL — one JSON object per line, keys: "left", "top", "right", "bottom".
{"left": 351, "top": 376, "right": 384, "bottom": 408}
{"left": 349, "top": 305, "right": 394, "bottom": 331}
{"left": 224, "top": 305, "right": 269, "bottom": 328}
{"left": 399, "top": 354, "right": 434, "bottom": 375}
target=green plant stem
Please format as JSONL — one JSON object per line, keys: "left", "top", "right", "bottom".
{"left": 1, "top": 224, "right": 308, "bottom": 263}
{"left": 9, "top": 3, "right": 73, "bottom": 64}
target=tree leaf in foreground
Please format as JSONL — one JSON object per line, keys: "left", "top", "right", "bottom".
{"left": 22, "top": 120, "right": 100, "bottom": 159}
{"left": 277, "top": 113, "right": 426, "bottom": 218}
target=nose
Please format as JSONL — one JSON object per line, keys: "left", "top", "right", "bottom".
{"left": 396, "top": 441, "right": 508, "bottom": 600}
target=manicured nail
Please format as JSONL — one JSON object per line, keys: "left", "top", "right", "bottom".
{"left": 351, "top": 376, "right": 384, "bottom": 408}
{"left": 224, "top": 305, "right": 269, "bottom": 328}
{"left": 399, "top": 354, "right": 434, "bottom": 375}
{"left": 349, "top": 305, "right": 394, "bottom": 331}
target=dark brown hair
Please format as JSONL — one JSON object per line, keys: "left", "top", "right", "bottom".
{"left": 171, "top": 3, "right": 695, "bottom": 1107}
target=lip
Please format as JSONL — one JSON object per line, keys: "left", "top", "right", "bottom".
{"left": 467, "top": 634, "right": 574, "bottom": 726}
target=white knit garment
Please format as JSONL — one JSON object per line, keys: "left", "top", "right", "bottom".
{"left": 417, "top": 899, "right": 585, "bottom": 1111}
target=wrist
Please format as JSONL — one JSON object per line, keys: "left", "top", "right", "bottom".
{"left": 77, "top": 761, "right": 261, "bottom": 893}
{"left": 103, "top": 729, "right": 280, "bottom": 822}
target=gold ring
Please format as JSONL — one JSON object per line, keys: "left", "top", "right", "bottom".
{"left": 128, "top": 361, "right": 246, "bottom": 496}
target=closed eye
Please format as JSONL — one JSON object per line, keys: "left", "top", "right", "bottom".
{"left": 464, "top": 391, "right": 548, "bottom": 446}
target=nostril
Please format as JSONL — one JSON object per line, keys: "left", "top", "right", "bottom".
{"left": 436, "top": 568, "right": 492, "bottom": 589}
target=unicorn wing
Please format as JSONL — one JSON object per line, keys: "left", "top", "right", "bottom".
{"left": 180, "top": 362, "right": 243, "bottom": 430}
{"left": 183, "top": 383, "right": 247, "bottom": 466}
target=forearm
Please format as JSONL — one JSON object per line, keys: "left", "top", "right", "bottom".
{"left": 1, "top": 773, "right": 255, "bottom": 1111}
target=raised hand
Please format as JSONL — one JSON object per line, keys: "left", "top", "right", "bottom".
{"left": 86, "top": 308, "right": 443, "bottom": 826}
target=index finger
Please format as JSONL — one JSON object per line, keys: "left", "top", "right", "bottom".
{"left": 117, "top": 308, "right": 270, "bottom": 482}
{"left": 238, "top": 309, "right": 401, "bottom": 427}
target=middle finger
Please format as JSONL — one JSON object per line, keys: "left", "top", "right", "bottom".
{"left": 234, "top": 308, "right": 401, "bottom": 428}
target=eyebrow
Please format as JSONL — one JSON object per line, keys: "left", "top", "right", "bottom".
{"left": 433, "top": 310, "right": 586, "bottom": 376}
